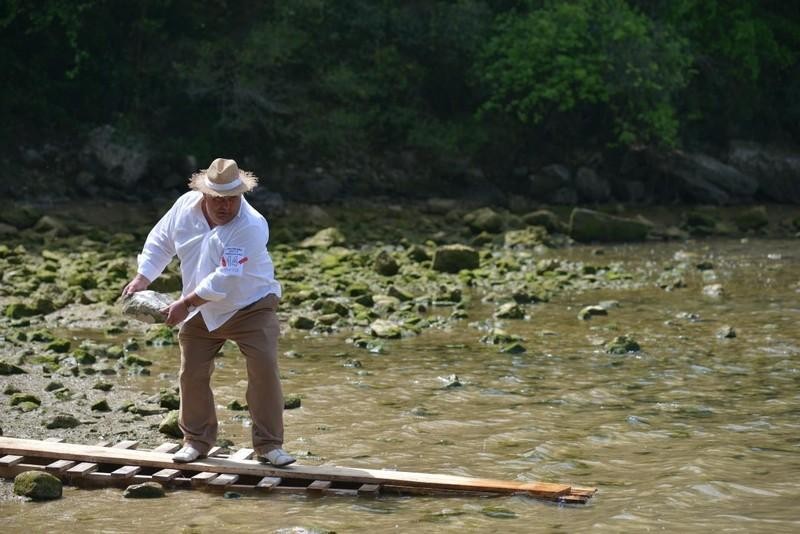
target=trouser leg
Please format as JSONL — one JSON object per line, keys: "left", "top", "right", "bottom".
{"left": 221, "top": 295, "right": 284, "bottom": 455}
{"left": 177, "top": 313, "right": 224, "bottom": 454}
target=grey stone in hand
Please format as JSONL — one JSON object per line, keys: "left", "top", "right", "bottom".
{"left": 121, "top": 290, "right": 173, "bottom": 323}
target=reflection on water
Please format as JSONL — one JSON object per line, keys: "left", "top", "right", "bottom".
{"left": 2, "top": 239, "right": 799, "bottom": 532}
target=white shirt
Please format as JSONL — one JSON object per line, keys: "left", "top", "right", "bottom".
{"left": 137, "top": 191, "right": 281, "bottom": 331}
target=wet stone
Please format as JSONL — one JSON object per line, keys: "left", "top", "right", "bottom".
{"left": 605, "top": 335, "right": 642, "bottom": 354}
{"left": 578, "top": 305, "right": 608, "bottom": 320}
{"left": 14, "top": 471, "right": 63, "bottom": 501}
{"left": 123, "top": 482, "right": 166, "bottom": 499}
{"left": 45, "top": 414, "right": 80, "bottom": 429}
{"left": 120, "top": 290, "right": 173, "bottom": 323}
{"left": 716, "top": 325, "right": 737, "bottom": 339}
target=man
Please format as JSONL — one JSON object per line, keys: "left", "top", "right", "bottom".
{"left": 122, "top": 157, "right": 295, "bottom": 467}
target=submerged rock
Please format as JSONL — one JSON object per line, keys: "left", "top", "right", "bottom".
{"left": 605, "top": 335, "right": 641, "bottom": 354}
{"left": 120, "top": 290, "right": 172, "bottom": 323}
{"left": 578, "top": 305, "right": 608, "bottom": 321}
{"left": 716, "top": 325, "right": 737, "bottom": 339}
{"left": 14, "top": 471, "right": 63, "bottom": 500}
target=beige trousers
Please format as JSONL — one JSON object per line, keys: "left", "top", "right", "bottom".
{"left": 177, "top": 294, "right": 284, "bottom": 456}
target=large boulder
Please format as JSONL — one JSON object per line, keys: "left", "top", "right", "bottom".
{"left": 652, "top": 150, "right": 759, "bottom": 204}
{"left": 14, "top": 471, "right": 63, "bottom": 500}
{"left": 569, "top": 208, "right": 652, "bottom": 242}
{"left": 728, "top": 141, "right": 800, "bottom": 203}
{"left": 432, "top": 244, "right": 480, "bottom": 273}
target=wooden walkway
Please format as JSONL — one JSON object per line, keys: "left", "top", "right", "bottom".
{"left": 0, "top": 437, "right": 596, "bottom": 504}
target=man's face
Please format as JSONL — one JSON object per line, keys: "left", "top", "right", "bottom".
{"left": 203, "top": 194, "right": 241, "bottom": 226}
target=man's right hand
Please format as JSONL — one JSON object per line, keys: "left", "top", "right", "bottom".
{"left": 122, "top": 274, "right": 151, "bottom": 297}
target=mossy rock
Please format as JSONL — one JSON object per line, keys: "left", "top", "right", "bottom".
{"left": 0, "top": 360, "right": 27, "bottom": 375}
{"left": 373, "top": 250, "right": 399, "bottom": 276}
{"left": 123, "top": 481, "right": 165, "bottom": 499}
{"left": 495, "top": 302, "right": 524, "bottom": 319}
{"left": 91, "top": 399, "right": 111, "bottom": 412}
{"left": 4, "top": 302, "right": 38, "bottom": 319}
{"left": 605, "top": 335, "right": 641, "bottom": 354}
{"left": 432, "top": 244, "right": 479, "bottom": 273}
{"left": 370, "top": 319, "right": 402, "bottom": 339}
{"left": 733, "top": 206, "right": 769, "bottom": 232}
{"left": 570, "top": 208, "right": 652, "bottom": 242}
{"left": 0, "top": 203, "right": 42, "bottom": 229}
{"left": 463, "top": 207, "right": 504, "bottom": 234}
{"left": 14, "top": 471, "right": 62, "bottom": 500}
{"left": 284, "top": 395, "right": 302, "bottom": 410}
{"left": 289, "top": 316, "right": 315, "bottom": 330}
{"left": 298, "top": 227, "right": 346, "bottom": 249}
{"left": 46, "top": 338, "right": 72, "bottom": 353}
{"left": 45, "top": 414, "right": 81, "bottom": 429}
{"left": 158, "top": 410, "right": 182, "bottom": 438}
{"left": 10, "top": 393, "right": 41, "bottom": 406}
{"left": 146, "top": 325, "right": 176, "bottom": 346}
{"left": 227, "top": 399, "right": 248, "bottom": 411}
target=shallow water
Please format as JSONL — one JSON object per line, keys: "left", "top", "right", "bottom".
{"left": 2, "top": 238, "right": 799, "bottom": 533}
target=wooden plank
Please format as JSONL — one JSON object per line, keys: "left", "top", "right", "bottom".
{"left": 67, "top": 462, "right": 98, "bottom": 476}
{"left": 256, "top": 476, "right": 281, "bottom": 491}
{"left": 152, "top": 443, "right": 181, "bottom": 454}
{"left": 191, "top": 471, "right": 219, "bottom": 486}
{"left": 207, "top": 446, "right": 222, "bottom": 457}
{"left": 45, "top": 459, "right": 77, "bottom": 473}
{"left": 111, "top": 465, "right": 141, "bottom": 479}
{"left": 44, "top": 437, "right": 65, "bottom": 442}
{"left": 358, "top": 483, "right": 381, "bottom": 495}
{"left": 112, "top": 440, "right": 139, "bottom": 450}
{"left": 207, "top": 473, "right": 238, "bottom": 487}
{"left": 229, "top": 448, "right": 255, "bottom": 461}
{"left": 307, "top": 480, "right": 332, "bottom": 493}
{"left": 152, "top": 468, "right": 181, "bottom": 482}
{"left": 0, "top": 437, "right": 586, "bottom": 500}
{"left": 0, "top": 455, "right": 24, "bottom": 467}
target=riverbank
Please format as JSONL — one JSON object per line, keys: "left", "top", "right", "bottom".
{"left": 1, "top": 199, "right": 799, "bottom": 501}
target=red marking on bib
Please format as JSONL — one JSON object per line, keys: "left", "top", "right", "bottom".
{"left": 238, "top": 256, "right": 249, "bottom": 264}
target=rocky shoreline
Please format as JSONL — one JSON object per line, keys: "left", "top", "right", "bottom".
{"left": 1, "top": 198, "right": 799, "bottom": 500}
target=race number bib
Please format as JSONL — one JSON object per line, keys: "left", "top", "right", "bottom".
{"left": 220, "top": 247, "right": 248, "bottom": 276}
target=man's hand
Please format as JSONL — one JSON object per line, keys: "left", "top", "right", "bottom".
{"left": 122, "top": 274, "right": 151, "bottom": 297}
{"left": 161, "top": 299, "right": 191, "bottom": 327}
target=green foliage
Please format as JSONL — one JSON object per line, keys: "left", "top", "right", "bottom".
{"left": 476, "top": 0, "right": 692, "bottom": 146}
{"left": 0, "top": 0, "right": 797, "bottom": 171}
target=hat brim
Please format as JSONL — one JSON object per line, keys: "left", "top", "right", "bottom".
{"left": 188, "top": 169, "right": 259, "bottom": 196}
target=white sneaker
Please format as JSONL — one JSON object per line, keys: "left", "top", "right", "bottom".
{"left": 172, "top": 445, "right": 204, "bottom": 463}
{"left": 260, "top": 448, "right": 296, "bottom": 467}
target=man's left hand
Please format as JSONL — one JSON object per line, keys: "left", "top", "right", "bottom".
{"left": 161, "top": 300, "right": 190, "bottom": 327}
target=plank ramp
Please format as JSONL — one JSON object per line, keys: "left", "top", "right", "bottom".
{"left": 0, "top": 437, "right": 596, "bottom": 503}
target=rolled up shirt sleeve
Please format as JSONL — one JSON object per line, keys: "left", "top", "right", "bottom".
{"left": 193, "top": 221, "right": 267, "bottom": 302}
{"left": 137, "top": 205, "right": 177, "bottom": 283}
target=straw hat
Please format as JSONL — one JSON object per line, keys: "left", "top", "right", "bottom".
{"left": 188, "top": 158, "right": 258, "bottom": 196}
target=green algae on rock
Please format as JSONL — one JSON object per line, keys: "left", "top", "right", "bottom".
{"left": 13, "top": 471, "right": 62, "bottom": 500}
